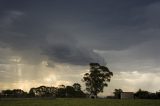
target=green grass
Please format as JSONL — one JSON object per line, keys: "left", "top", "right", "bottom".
{"left": 0, "top": 98, "right": 160, "bottom": 106}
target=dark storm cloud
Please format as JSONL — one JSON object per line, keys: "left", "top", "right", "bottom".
{"left": 44, "top": 44, "right": 104, "bottom": 65}
{"left": 0, "top": 0, "right": 160, "bottom": 65}
{"left": 0, "top": 10, "right": 104, "bottom": 65}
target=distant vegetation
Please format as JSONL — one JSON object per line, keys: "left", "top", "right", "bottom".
{"left": 1, "top": 87, "right": 160, "bottom": 99}
{"left": 0, "top": 63, "right": 113, "bottom": 99}
{"left": 0, "top": 83, "right": 86, "bottom": 98}
{"left": 0, "top": 63, "right": 160, "bottom": 99}
{"left": 134, "top": 89, "right": 160, "bottom": 99}
{"left": 110, "top": 88, "right": 160, "bottom": 99}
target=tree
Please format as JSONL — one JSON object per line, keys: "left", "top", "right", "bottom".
{"left": 28, "top": 86, "right": 56, "bottom": 97}
{"left": 2, "top": 90, "right": 13, "bottom": 97}
{"left": 65, "top": 86, "right": 75, "bottom": 97}
{"left": 29, "top": 88, "right": 36, "bottom": 97}
{"left": 73, "top": 83, "right": 81, "bottom": 91}
{"left": 12, "top": 89, "right": 27, "bottom": 98}
{"left": 83, "top": 63, "right": 113, "bottom": 98}
{"left": 2, "top": 89, "right": 26, "bottom": 98}
{"left": 134, "top": 89, "right": 150, "bottom": 99}
{"left": 156, "top": 90, "right": 160, "bottom": 99}
{"left": 57, "top": 85, "right": 66, "bottom": 97}
{"left": 72, "top": 83, "right": 86, "bottom": 98}
{"left": 114, "top": 89, "right": 123, "bottom": 99}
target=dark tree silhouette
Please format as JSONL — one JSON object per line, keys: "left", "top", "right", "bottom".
{"left": 114, "top": 89, "right": 123, "bottom": 99}
{"left": 73, "top": 83, "right": 81, "bottom": 91}
{"left": 65, "top": 86, "right": 75, "bottom": 97}
{"left": 28, "top": 86, "right": 56, "bottom": 97}
{"left": 27, "top": 84, "right": 86, "bottom": 98}
{"left": 83, "top": 63, "right": 113, "bottom": 98}
{"left": 156, "top": 91, "right": 160, "bottom": 99}
{"left": 134, "top": 89, "right": 150, "bottom": 99}
{"left": 57, "top": 85, "right": 66, "bottom": 97}
{"left": 1, "top": 89, "right": 27, "bottom": 98}
{"left": 29, "top": 88, "right": 36, "bottom": 97}
{"left": 72, "top": 83, "right": 86, "bottom": 98}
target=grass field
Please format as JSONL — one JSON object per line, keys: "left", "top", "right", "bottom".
{"left": 0, "top": 98, "right": 160, "bottom": 106}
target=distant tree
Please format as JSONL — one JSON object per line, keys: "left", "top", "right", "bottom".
{"left": 46, "top": 87, "right": 57, "bottom": 97}
{"left": 2, "top": 89, "right": 26, "bottom": 98}
{"left": 73, "top": 83, "right": 81, "bottom": 91}
{"left": 134, "top": 89, "right": 150, "bottom": 99}
{"left": 29, "top": 88, "right": 36, "bottom": 97}
{"left": 29, "top": 86, "right": 56, "bottom": 97}
{"left": 74, "top": 90, "right": 86, "bottom": 98}
{"left": 114, "top": 89, "right": 123, "bottom": 99}
{"left": 59, "top": 85, "right": 65, "bottom": 88}
{"left": 83, "top": 63, "right": 113, "bottom": 98}
{"left": 65, "top": 86, "right": 75, "bottom": 97}
{"left": 12, "top": 89, "right": 27, "bottom": 97}
{"left": 37, "top": 86, "right": 48, "bottom": 97}
{"left": 149, "top": 93, "right": 157, "bottom": 99}
{"left": 2, "top": 90, "right": 13, "bottom": 97}
{"left": 57, "top": 85, "right": 66, "bottom": 97}
{"left": 72, "top": 83, "right": 86, "bottom": 98}
{"left": 156, "top": 91, "right": 160, "bottom": 99}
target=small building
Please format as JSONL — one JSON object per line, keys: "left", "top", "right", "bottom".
{"left": 120, "top": 92, "right": 134, "bottom": 99}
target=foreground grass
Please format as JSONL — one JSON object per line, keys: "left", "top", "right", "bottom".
{"left": 0, "top": 98, "right": 160, "bottom": 106}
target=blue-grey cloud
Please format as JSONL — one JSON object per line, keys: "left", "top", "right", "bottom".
{"left": 0, "top": 0, "right": 160, "bottom": 66}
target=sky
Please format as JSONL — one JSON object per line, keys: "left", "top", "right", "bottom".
{"left": 0, "top": 0, "right": 160, "bottom": 96}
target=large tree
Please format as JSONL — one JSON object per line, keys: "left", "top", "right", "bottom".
{"left": 83, "top": 63, "right": 113, "bottom": 98}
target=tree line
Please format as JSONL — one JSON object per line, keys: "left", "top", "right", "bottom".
{"left": 0, "top": 63, "right": 113, "bottom": 99}
{"left": 0, "top": 83, "right": 86, "bottom": 98}
{"left": 1, "top": 63, "right": 160, "bottom": 99}
{"left": 1, "top": 61, "right": 160, "bottom": 100}
{"left": 113, "top": 88, "right": 160, "bottom": 99}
